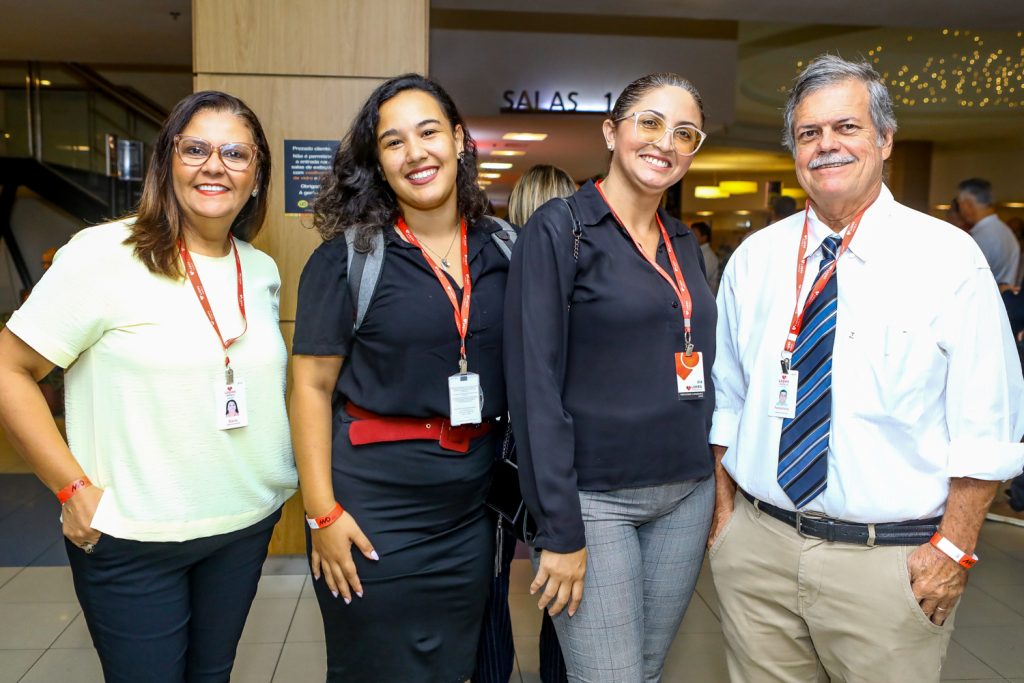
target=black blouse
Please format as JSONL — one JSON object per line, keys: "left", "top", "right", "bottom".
{"left": 293, "top": 217, "right": 509, "bottom": 419}
{"left": 504, "top": 181, "right": 717, "bottom": 553}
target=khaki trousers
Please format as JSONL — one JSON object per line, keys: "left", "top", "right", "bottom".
{"left": 709, "top": 493, "right": 956, "bottom": 683}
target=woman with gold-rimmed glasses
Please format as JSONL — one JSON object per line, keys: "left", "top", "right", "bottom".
{"left": 504, "top": 72, "right": 716, "bottom": 681}
{"left": 0, "top": 90, "right": 296, "bottom": 683}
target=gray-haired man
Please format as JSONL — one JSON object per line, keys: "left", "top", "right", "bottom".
{"left": 709, "top": 55, "right": 1024, "bottom": 682}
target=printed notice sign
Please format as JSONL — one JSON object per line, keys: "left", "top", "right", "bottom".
{"left": 284, "top": 140, "right": 339, "bottom": 214}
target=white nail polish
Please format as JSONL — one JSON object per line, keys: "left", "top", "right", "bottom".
{"left": 331, "top": 591, "right": 339, "bottom": 598}
{"left": 356, "top": 591, "right": 363, "bottom": 598}
{"left": 369, "top": 550, "right": 379, "bottom": 561}
{"left": 344, "top": 597, "right": 351, "bottom": 605}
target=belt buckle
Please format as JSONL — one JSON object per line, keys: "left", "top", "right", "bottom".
{"left": 793, "top": 510, "right": 814, "bottom": 539}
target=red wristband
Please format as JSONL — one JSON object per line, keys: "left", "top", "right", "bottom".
{"left": 930, "top": 532, "right": 978, "bottom": 569}
{"left": 57, "top": 476, "right": 92, "bottom": 505}
{"left": 306, "top": 502, "right": 344, "bottom": 530}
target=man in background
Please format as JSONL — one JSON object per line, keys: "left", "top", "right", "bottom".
{"left": 958, "top": 178, "right": 1020, "bottom": 287}
{"left": 691, "top": 221, "right": 719, "bottom": 295}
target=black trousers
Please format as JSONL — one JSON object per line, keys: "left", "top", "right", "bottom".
{"left": 66, "top": 509, "right": 280, "bottom": 683}
{"left": 474, "top": 523, "right": 568, "bottom": 683}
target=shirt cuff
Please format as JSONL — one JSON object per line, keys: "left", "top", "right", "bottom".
{"left": 946, "top": 437, "right": 1024, "bottom": 480}
{"left": 5, "top": 314, "right": 77, "bottom": 369}
{"left": 710, "top": 409, "right": 740, "bottom": 448}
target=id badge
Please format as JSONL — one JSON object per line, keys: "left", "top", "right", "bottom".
{"left": 675, "top": 351, "right": 705, "bottom": 400}
{"left": 768, "top": 370, "right": 799, "bottom": 419}
{"left": 449, "top": 372, "right": 483, "bottom": 426}
{"left": 216, "top": 377, "right": 249, "bottom": 430}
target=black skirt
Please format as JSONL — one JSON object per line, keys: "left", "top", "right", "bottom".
{"left": 308, "top": 412, "right": 496, "bottom": 683}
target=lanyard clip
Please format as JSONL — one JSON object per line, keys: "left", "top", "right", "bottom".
{"left": 780, "top": 355, "right": 791, "bottom": 375}
{"left": 458, "top": 357, "right": 468, "bottom": 375}
{"left": 225, "top": 365, "right": 234, "bottom": 386}
{"left": 684, "top": 330, "right": 694, "bottom": 356}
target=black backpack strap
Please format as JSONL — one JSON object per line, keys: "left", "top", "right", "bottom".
{"left": 345, "top": 229, "right": 386, "bottom": 341}
{"left": 487, "top": 216, "right": 518, "bottom": 261}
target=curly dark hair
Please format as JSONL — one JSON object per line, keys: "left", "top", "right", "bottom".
{"left": 312, "top": 73, "right": 488, "bottom": 251}
{"left": 125, "top": 90, "right": 271, "bottom": 278}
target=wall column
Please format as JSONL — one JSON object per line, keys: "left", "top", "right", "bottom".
{"left": 888, "top": 140, "right": 933, "bottom": 213}
{"left": 193, "top": 0, "right": 429, "bottom": 554}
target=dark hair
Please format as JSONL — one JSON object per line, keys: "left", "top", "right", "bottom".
{"left": 611, "top": 72, "right": 706, "bottom": 130}
{"left": 957, "top": 178, "right": 993, "bottom": 207}
{"left": 783, "top": 55, "right": 897, "bottom": 154}
{"left": 313, "top": 74, "right": 488, "bottom": 250}
{"left": 124, "top": 91, "right": 271, "bottom": 278}
{"left": 771, "top": 195, "right": 798, "bottom": 219}
{"left": 691, "top": 221, "right": 711, "bottom": 240}
{"left": 226, "top": 399, "right": 239, "bottom": 414}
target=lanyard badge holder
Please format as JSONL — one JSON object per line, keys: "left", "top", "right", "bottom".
{"left": 398, "top": 217, "right": 484, "bottom": 426}
{"left": 595, "top": 181, "right": 705, "bottom": 400}
{"left": 179, "top": 238, "right": 250, "bottom": 430}
{"left": 769, "top": 203, "right": 865, "bottom": 419}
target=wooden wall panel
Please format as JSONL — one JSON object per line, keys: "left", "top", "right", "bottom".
{"left": 194, "top": 74, "right": 381, "bottom": 320}
{"left": 194, "top": 0, "right": 429, "bottom": 77}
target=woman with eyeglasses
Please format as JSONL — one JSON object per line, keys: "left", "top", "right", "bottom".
{"left": 504, "top": 72, "right": 717, "bottom": 682}
{"left": 0, "top": 91, "right": 295, "bottom": 683}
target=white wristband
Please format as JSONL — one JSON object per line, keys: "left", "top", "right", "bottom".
{"left": 929, "top": 532, "right": 978, "bottom": 569}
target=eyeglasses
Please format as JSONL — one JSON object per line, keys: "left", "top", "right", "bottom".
{"left": 615, "top": 111, "right": 707, "bottom": 156}
{"left": 173, "top": 135, "right": 259, "bottom": 171}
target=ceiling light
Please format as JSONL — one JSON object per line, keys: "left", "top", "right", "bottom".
{"left": 736, "top": 210, "right": 751, "bottom": 215}
{"left": 934, "top": 203, "right": 952, "bottom": 210}
{"left": 781, "top": 188, "right": 807, "bottom": 199}
{"left": 480, "top": 162, "right": 512, "bottom": 170}
{"left": 695, "top": 186, "right": 730, "bottom": 199}
{"left": 478, "top": 180, "right": 492, "bottom": 187}
{"left": 502, "top": 132, "right": 547, "bottom": 141}
{"left": 490, "top": 150, "right": 525, "bottom": 157}
{"left": 719, "top": 181, "right": 758, "bottom": 195}
{"left": 1003, "top": 202, "right": 1024, "bottom": 208}
{"left": 480, "top": 172, "right": 502, "bottom": 179}
{"left": 39, "top": 79, "right": 52, "bottom": 86}
{"left": 696, "top": 211, "right": 714, "bottom": 216}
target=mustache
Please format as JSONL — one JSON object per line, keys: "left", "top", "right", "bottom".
{"left": 808, "top": 153, "right": 856, "bottom": 169}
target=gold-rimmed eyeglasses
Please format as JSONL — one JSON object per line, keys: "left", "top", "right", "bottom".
{"left": 173, "top": 135, "right": 259, "bottom": 171}
{"left": 615, "top": 111, "right": 707, "bottom": 156}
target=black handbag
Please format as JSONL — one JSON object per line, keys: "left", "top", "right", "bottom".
{"left": 485, "top": 421, "right": 536, "bottom": 544}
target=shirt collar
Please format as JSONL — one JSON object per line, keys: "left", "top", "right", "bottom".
{"left": 803, "top": 183, "right": 893, "bottom": 263}
{"left": 574, "top": 179, "right": 690, "bottom": 238}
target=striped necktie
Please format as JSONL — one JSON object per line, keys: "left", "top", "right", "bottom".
{"left": 777, "top": 234, "right": 842, "bottom": 508}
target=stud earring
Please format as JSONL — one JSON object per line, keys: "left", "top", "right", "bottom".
{"left": 607, "top": 144, "right": 614, "bottom": 151}
{"left": 251, "top": 188, "right": 258, "bottom": 197}
{"left": 458, "top": 151, "right": 465, "bottom": 161}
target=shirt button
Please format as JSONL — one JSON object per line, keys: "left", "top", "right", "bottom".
{"left": 672, "top": 301, "right": 679, "bottom": 308}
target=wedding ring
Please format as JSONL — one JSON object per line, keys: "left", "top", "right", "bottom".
{"left": 936, "top": 607, "right": 947, "bottom": 611}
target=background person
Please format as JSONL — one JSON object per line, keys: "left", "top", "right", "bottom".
{"left": 710, "top": 55, "right": 1024, "bottom": 683}
{"left": 958, "top": 177, "right": 1021, "bottom": 287}
{"left": 475, "top": 162, "right": 576, "bottom": 683}
{"left": 290, "top": 74, "right": 510, "bottom": 682}
{"left": 505, "top": 72, "right": 717, "bottom": 682}
{"left": 691, "top": 220, "right": 720, "bottom": 295}
{"left": 0, "top": 91, "right": 296, "bottom": 683}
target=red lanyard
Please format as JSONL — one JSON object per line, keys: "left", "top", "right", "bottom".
{"left": 782, "top": 201, "right": 866, "bottom": 363}
{"left": 397, "top": 216, "right": 472, "bottom": 372}
{"left": 595, "top": 180, "right": 695, "bottom": 353}
{"left": 178, "top": 237, "right": 247, "bottom": 379}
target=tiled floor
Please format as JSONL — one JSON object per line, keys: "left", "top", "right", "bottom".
{"left": 0, "top": 522, "right": 1022, "bottom": 682}
{"left": 3, "top": 425, "right": 1024, "bottom": 682}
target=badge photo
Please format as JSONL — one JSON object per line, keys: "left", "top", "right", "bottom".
{"left": 216, "top": 378, "right": 249, "bottom": 430}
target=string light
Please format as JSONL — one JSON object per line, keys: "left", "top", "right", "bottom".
{"left": 788, "top": 29, "right": 1024, "bottom": 109}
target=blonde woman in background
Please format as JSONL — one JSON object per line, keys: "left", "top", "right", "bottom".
{"left": 474, "top": 163, "right": 576, "bottom": 683}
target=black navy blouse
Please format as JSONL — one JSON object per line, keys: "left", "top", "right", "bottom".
{"left": 293, "top": 217, "right": 509, "bottom": 420}
{"left": 504, "top": 181, "right": 717, "bottom": 553}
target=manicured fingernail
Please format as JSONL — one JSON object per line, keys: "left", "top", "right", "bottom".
{"left": 331, "top": 591, "right": 339, "bottom": 599}
{"left": 313, "top": 573, "right": 320, "bottom": 581}
{"left": 356, "top": 591, "right": 363, "bottom": 598}
{"left": 369, "top": 550, "right": 379, "bottom": 561}
{"left": 344, "top": 597, "right": 351, "bottom": 605}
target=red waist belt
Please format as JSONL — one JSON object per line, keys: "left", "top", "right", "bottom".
{"left": 346, "top": 402, "right": 492, "bottom": 454}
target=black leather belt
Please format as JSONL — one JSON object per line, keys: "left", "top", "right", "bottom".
{"left": 740, "top": 490, "right": 941, "bottom": 546}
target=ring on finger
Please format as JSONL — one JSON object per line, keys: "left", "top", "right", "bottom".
{"left": 80, "top": 542, "right": 96, "bottom": 554}
{"left": 936, "top": 607, "right": 947, "bottom": 612}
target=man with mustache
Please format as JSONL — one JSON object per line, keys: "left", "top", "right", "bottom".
{"left": 707, "top": 55, "right": 1024, "bottom": 682}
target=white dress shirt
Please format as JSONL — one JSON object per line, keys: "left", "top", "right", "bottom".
{"left": 711, "top": 185, "right": 1024, "bottom": 523}
{"left": 970, "top": 213, "right": 1021, "bottom": 286}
